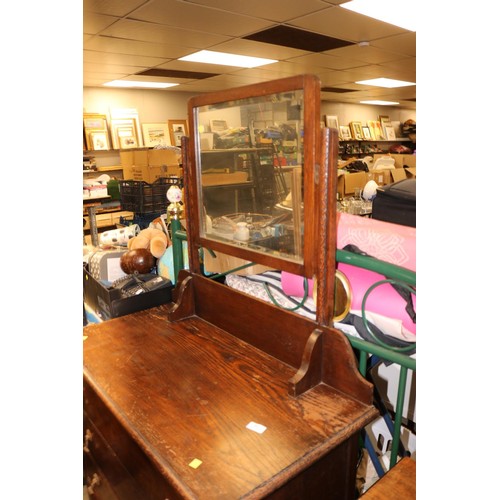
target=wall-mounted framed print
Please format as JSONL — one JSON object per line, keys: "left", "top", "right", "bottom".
{"left": 117, "top": 126, "right": 138, "bottom": 149}
{"left": 384, "top": 125, "right": 396, "bottom": 140}
{"left": 324, "top": 115, "right": 339, "bottom": 130}
{"left": 110, "top": 108, "right": 143, "bottom": 148}
{"left": 367, "top": 120, "right": 385, "bottom": 140}
{"left": 168, "top": 119, "right": 188, "bottom": 147}
{"left": 339, "top": 125, "right": 352, "bottom": 140}
{"left": 111, "top": 117, "right": 139, "bottom": 150}
{"left": 349, "top": 121, "right": 364, "bottom": 140}
{"left": 362, "top": 125, "right": 372, "bottom": 140}
{"left": 90, "top": 131, "right": 110, "bottom": 150}
{"left": 142, "top": 123, "right": 169, "bottom": 147}
{"left": 83, "top": 113, "right": 110, "bottom": 151}
{"left": 209, "top": 119, "right": 228, "bottom": 133}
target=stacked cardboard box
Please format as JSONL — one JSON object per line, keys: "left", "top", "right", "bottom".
{"left": 337, "top": 154, "right": 416, "bottom": 199}
{"left": 120, "top": 149, "right": 182, "bottom": 182}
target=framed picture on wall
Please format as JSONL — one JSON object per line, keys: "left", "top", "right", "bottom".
{"left": 209, "top": 119, "right": 228, "bottom": 133}
{"left": 110, "top": 108, "right": 143, "bottom": 148}
{"left": 111, "top": 118, "right": 139, "bottom": 149}
{"left": 83, "top": 113, "right": 110, "bottom": 151}
{"left": 324, "top": 115, "right": 339, "bottom": 130}
{"left": 339, "top": 125, "right": 352, "bottom": 140}
{"left": 168, "top": 119, "right": 188, "bottom": 147}
{"left": 142, "top": 123, "right": 169, "bottom": 147}
{"left": 349, "top": 121, "right": 364, "bottom": 140}
{"left": 362, "top": 125, "right": 372, "bottom": 140}
{"left": 90, "top": 131, "right": 109, "bottom": 150}
{"left": 384, "top": 125, "right": 396, "bottom": 140}
{"left": 117, "top": 126, "right": 138, "bottom": 149}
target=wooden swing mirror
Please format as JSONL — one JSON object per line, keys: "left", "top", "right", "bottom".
{"left": 182, "top": 74, "right": 340, "bottom": 326}
{"left": 184, "top": 74, "right": 323, "bottom": 278}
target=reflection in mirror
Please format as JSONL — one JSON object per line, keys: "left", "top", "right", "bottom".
{"left": 193, "top": 89, "right": 305, "bottom": 264}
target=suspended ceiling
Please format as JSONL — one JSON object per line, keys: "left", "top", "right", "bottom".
{"left": 83, "top": 0, "right": 416, "bottom": 109}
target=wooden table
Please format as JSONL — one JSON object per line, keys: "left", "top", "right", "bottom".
{"left": 362, "top": 457, "right": 416, "bottom": 499}
{"left": 83, "top": 271, "right": 378, "bottom": 499}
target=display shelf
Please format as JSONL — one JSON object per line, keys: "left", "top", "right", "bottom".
{"left": 339, "top": 138, "right": 415, "bottom": 157}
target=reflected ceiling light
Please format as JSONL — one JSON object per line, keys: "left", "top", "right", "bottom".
{"left": 356, "top": 78, "right": 415, "bottom": 88}
{"left": 103, "top": 81, "right": 179, "bottom": 89}
{"left": 340, "top": 0, "right": 416, "bottom": 32}
{"left": 360, "top": 100, "right": 400, "bottom": 105}
{"left": 179, "top": 50, "right": 277, "bottom": 68}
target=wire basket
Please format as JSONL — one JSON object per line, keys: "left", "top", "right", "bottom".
{"left": 119, "top": 177, "right": 182, "bottom": 215}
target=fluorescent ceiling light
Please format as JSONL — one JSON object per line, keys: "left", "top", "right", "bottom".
{"left": 179, "top": 50, "right": 277, "bottom": 68}
{"left": 356, "top": 78, "right": 415, "bottom": 88}
{"left": 340, "top": 0, "right": 416, "bottom": 31}
{"left": 103, "top": 81, "right": 179, "bottom": 89}
{"left": 360, "top": 100, "right": 400, "bottom": 106}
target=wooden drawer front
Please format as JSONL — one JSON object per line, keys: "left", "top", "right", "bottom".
{"left": 84, "top": 380, "right": 183, "bottom": 499}
{"left": 83, "top": 451, "right": 119, "bottom": 500}
{"left": 84, "top": 414, "right": 143, "bottom": 500}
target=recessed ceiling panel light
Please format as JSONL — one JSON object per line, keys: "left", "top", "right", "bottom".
{"left": 360, "top": 100, "right": 400, "bottom": 106}
{"left": 340, "top": 0, "right": 416, "bottom": 31}
{"left": 103, "top": 81, "right": 179, "bottom": 89}
{"left": 356, "top": 78, "right": 415, "bottom": 88}
{"left": 178, "top": 50, "right": 277, "bottom": 68}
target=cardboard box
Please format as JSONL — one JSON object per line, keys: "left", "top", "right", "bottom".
{"left": 390, "top": 168, "right": 408, "bottom": 183}
{"left": 405, "top": 167, "right": 416, "bottom": 178}
{"left": 148, "top": 149, "right": 180, "bottom": 166}
{"left": 401, "top": 155, "right": 416, "bottom": 169}
{"left": 122, "top": 164, "right": 134, "bottom": 180}
{"left": 337, "top": 171, "right": 367, "bottom": 198}
{"left": 130, "top": 165, "right": 169, "bottom": 183}
{"left": 368, "top": 169, "right": 392, "bottom": 186}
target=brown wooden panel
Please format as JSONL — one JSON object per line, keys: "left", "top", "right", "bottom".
{"left": 84, "top": 309, "right": 377, "bottom": 499}
{"left": 84, "top": 413, "right": 145, "bottom": 499}
{"left": 362, "top": 457, "right": 416, "bottom": 499}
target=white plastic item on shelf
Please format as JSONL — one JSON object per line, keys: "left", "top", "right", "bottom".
{"left": 372, "top": 156, "right": 395, "bottom": 170}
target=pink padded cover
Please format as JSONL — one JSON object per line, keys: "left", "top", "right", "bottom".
{"left": 282, "top": 213, "right": 416, "bottom": 337}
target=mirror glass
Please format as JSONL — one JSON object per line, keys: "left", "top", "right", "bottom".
{"left": 193, "top": 89, "right": 305, "bottom": 264}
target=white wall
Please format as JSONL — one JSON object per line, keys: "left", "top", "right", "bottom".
{"left": 83, "top": 87, "right": 195, "bottom": 123}
{"left": 321, "top": 101, "right": 416, "bottom": 133}
{"left": 83, "top": 87, "right": 416, "bottom": 134}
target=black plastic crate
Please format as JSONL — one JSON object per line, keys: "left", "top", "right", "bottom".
{"left": 119, "top": 177, "right": 181, "bottom": 215}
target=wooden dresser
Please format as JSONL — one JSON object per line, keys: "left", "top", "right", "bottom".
{"left": 83, "top": 75, "right": 379, "bottom": 499}
{"left": 84, "top": 273, "right": 377, "bottom": 499}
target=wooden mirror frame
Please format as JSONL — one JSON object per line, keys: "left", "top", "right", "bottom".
{"left": 185, "top": 74, "right": 321, "bottom": 278}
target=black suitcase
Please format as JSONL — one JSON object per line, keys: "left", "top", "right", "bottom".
{"left": 372, "top": 178, "right": 416, "bottom": 227}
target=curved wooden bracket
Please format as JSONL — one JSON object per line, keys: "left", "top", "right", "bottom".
{"left": 288, "top": 328, "right": 323, "bottom": 397}
{"left": 166, "top": 274, "right": 195, "bottom": 322}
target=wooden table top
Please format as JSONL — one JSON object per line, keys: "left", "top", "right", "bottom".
{"left": 362, "top": 457, "right": 416, "bottom": 499}
{"left": 84, "top": 305, "right": 377, "bottom": 499}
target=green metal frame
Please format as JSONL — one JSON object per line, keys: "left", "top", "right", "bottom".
{"left": 171, "top": 223, "right": 416, "bottom": 470}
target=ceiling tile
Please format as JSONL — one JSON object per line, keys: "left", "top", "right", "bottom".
{"left": 84, "top": 0, "right": 149, "bottom": 17}
{"left": 129, "top": 0, "right": 273, "bottom": 37}
{"left": 84, "top": 36, "right": 189, "bottom": 59}
{"left": 83, "top": 13, "right": 120, "bottom": 34}
{"left": 370, "top": 32, "right": 416, "bottom": 57}
{"left": 290, "top": 5, "right": 407, "bottom": 43}
{"left": 83, "top": 49, "right": 168, "bottom": 67}
{"left": 285, "top": 53, "right": 367, "bottom": 71}
{"left": 179, "top": 0, "right": 330, "bottom": 23}
{"left": 99, "top": 19, "right": 230, "bottom": 48}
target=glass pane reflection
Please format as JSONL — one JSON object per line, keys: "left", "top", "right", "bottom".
{"left": 194, "top": 89, "right": 305, "bottom": 263}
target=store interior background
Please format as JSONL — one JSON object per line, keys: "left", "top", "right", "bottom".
{"left": 3, "top": 2, "right": 498, "bottom": 498}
